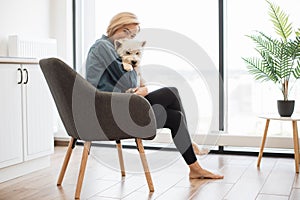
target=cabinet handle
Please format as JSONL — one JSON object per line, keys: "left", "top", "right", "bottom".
{"left": 17, "top": 68, "right": 23, "bottom": 84}
{"left": 23, "top": 69, "right": 28, "bottom": 84}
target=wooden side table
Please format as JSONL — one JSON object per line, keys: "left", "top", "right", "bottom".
{"left": 257, "top": 115, "right": 300, "bottom": 173}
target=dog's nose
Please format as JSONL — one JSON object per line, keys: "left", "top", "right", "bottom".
{"left": 131, "top": 60, "right": 137, "bottom": 65}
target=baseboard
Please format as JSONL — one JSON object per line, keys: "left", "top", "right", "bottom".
{"left": 0, "top": 156, "right": 50, "bottom": 183}
{"left": 54, "top": 137, "right": 70, "bottom": 146}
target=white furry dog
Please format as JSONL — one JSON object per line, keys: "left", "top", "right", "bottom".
{"left": 114, "top": 39, "right": 146, "bottom": 72}
{"left": 114, "top": 39, "right": 146, "bottom": 92}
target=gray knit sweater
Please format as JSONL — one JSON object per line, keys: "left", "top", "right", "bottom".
{"left": 85, "top": 35, "right": 138, "bottom": 93}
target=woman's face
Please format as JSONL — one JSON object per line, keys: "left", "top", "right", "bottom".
{"left": 112, "top": 24, "right": 139, "bottom": 40}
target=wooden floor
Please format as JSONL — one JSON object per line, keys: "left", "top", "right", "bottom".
{"left": 1, "top": 145, "right": 300, "bottom": 200}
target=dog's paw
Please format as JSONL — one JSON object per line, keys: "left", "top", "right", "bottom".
{"left": 123, "top": 63, "right": 133, "bottom": 71}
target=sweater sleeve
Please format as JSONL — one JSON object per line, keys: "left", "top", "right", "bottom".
{"left": 86, "top": 40, "right": 137, "bottom": 92}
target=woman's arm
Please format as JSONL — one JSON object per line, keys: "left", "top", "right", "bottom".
{"left": 133, "top": 69, "right": 148, "bottom": 96}
{"left": 86, "top": 40, "right": 136, "bottom": 92}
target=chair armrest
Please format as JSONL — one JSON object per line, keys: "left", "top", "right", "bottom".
{"left": 71, "top": 74, "right": 156, "bottom": 141}
{"left": 94, "top": 91, "right": 157, "bottom": 140}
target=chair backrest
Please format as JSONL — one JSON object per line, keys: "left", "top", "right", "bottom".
{"left": 39, "top": 58, "right": 157, "bottom": 141}
{"left": 39, "top": 58, "right": 80, "bottom": 139}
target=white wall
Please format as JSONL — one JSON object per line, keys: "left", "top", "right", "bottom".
{"left": 0, "top": 0, "right": 51, "bottom": 55}
{"left": 50, "top": 0, "right": 73, "bottom": 65}
{"left": 0, "top": 0, "right": 73, "bottom": 139}
{"left": 0, "top": 0, "right": 73, "bottom": 65}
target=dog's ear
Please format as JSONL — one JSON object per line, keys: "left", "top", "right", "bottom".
{"left": 141, "top": 41, "right": 146, "bottom": 47}
{"left": 114, "top": 40, "right": 122, "bottom": 49}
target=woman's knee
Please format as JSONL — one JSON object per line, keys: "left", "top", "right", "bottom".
{"left": 159, "top": 87, "right": 179, "bottom": 100}
{"left": 166, "top": 109, "right": 184, "bottom": 126}
{"left": 167, "top": 87, "right": 179, "bottom": 95}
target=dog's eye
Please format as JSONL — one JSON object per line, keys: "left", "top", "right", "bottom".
{"left": 136, "top": 52, "right": 140, "bottom": 55}
{"left": 126, "top": 51, "right": 131, "bottom": 55}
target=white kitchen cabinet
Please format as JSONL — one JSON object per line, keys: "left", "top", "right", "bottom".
{"left": 22, "top": 64, "right": 54, "bottom": 161}
{"left": 0, "top": 58, "right": 54, "bottom": 182}
{"left": 0, "top": 64, "right": 23, "bottom": 169}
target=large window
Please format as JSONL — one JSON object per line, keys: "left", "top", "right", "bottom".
{"left": 75, "top": 0, "right": 300, "bottom": 150}
{"left": 77, "top": 0, "right": 220, "bottom": 144}
{"left": 226, "top": 0, "right": 300, "bottom": 139}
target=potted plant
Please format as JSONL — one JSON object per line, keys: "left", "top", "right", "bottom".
{"left": 243, "top": 0, "right": 300, "bottom": 117}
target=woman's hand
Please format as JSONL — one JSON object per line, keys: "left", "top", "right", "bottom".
{"left": 125, "top": 87, "right": 138, "bottom": 93}
{"left": 134, "top": 86, "right": 148, "bottom": 97}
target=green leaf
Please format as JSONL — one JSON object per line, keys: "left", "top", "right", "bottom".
{"left": 296, "top": 29, "right": 300, "bottom": 37}
{"left": 293, "top": 60, "right": 300, "bottom": 78}
{"left": 242, "top": 57, "right": 279, "bottom": 82}
{"left": 285, "top": 37, "right": 300, "bottom": 59}
{"left": 247, "top": 32, "right": 283, "bottom": 60}
{"left": 266, "top": 0, "right": 292, "bottom": 41}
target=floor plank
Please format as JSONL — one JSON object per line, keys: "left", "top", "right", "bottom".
{"left": 260, "top": 158, "right": 295, "bottom": 196}
{"left": 190, "top": 182, "right": 233, "bottom": 200}
{"left": 224, "top": 157, "right": 276, "bottom": 200}
{"left": 0, "top": 146, "right": 299, "bottom": 200}
{"left": 155, "top": 186, "right": 196, "bottom": 200}
{"left": 94, "top": 175, "right": 146, "bottom": 199}
{"left": 293, "top": 174, "right": 300, "bottom": 188}
{"left": 256, "top": 194, "right": 289, "bottom": 200}
{"left": 290, "top": 188, "right": 300, "bottom": 200}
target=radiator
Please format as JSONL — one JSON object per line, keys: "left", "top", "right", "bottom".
{"left": 8, "top": 35, "right": 57, "bottom": 59}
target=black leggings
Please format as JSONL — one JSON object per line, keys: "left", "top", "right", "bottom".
{"left": 144, "top": 87, "right": 197, "bottom": 165}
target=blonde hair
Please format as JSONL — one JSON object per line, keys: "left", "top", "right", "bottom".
{"left": 107, "top": 12, "right": 140, "bottom": 37}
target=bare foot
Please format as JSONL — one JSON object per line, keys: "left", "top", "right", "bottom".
{"left": 189, "top": 168, "right": 224, "bottom": 179}
{"left": 189, "top": 162, "right": 224, "bottom": 179}
{"left": 192, "top": 142, "right": 209, "bottom": 155}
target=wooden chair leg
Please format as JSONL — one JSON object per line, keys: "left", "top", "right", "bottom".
{"left": 136, "top": 139, "right": 154, "bottom": 192}
{"left": 257, "top": 119, "right": 270, "bottom": 167}
{"left": 116, "top": 140, "right": 126, "bottom": 176}
{"left": 57, "top": 137, "right": 76, "bottom": 186}
{"left": 75, "top": 141, "right": 91, "bottom": 199}
{"left": 292, "top": 121, "right": 299, "bottom": 173}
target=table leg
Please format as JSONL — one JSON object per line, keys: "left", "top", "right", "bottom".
{"left": 257, "top": 119, "right": 270, "bottom": 167}
{"left": 292, "top": 120, "right": 299, "bottom": 173}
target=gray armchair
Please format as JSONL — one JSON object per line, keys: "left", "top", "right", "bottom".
{"left": 39, "top": 58, "right": 157, "bottom": 199}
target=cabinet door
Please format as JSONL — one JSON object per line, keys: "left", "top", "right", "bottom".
{"left": 0, "top": 64, "right": 23, "bottom": 168}
{"left": 22, "top": 64, "right": 54, "bottom": 161}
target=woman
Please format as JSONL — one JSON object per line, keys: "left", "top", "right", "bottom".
{"left": 86, "top": 12, "right": 223, "bottom": 179}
